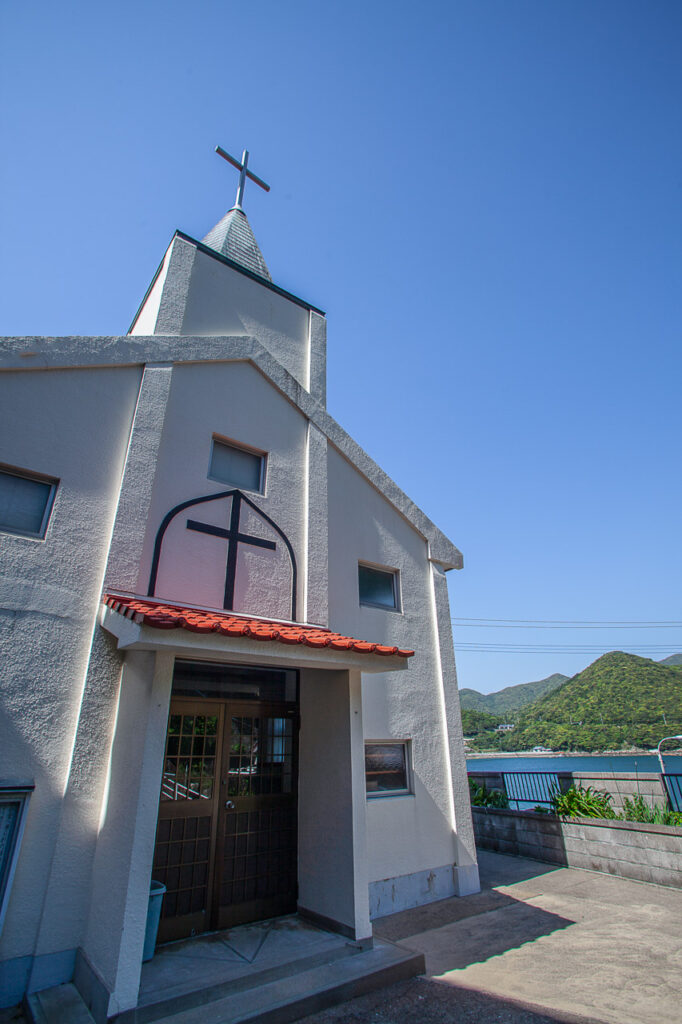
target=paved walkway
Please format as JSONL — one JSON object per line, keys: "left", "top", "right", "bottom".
{"left": 302, "top": 850, "right": 682, "bottom": 1024}
{"left": 6, "top": 852, "right": 680, "bottom": 1023}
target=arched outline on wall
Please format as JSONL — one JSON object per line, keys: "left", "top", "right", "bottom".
{"left": 148, "top": 489, "right": 297, "bottom": 620}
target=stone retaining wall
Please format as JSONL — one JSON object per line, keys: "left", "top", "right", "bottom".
{"left": 472, "top": 806, "right": 682, "bottom": 889}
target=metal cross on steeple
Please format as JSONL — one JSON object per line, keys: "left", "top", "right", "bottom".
{"left": 215, "top": 145, "right": 270, "bottom": 210}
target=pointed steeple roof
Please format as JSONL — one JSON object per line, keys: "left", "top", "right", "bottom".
{"left": 201, "top": 207, "right": 272, "bottom": 282}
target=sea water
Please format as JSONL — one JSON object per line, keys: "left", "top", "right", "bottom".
{"left": 466, "top": 753, "right": 682, "bottom": 774}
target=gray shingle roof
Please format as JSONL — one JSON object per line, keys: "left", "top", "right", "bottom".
{"left": 201, "top": 207, "right": 272, "bottom": 281}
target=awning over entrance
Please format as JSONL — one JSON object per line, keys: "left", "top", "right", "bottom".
{"left": 101, "top": 593, "right": 414, "bottom": 670}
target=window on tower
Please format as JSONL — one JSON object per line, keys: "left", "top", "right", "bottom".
{"left": 209, "top": 437, "right": 266, "bottom": 493}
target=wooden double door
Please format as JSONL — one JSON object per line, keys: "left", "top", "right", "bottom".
{"left": 152, "top": 697, "right": 298, "bottom": 943}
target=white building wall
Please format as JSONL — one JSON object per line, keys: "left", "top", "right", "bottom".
{"left": 180, "top": 251, "right": 310, "bottom": 389}
{"left": 0, "top": 366, "right": 141, "bottom": 1001}
{"left": 77, "top": 651, "right": 174, "bottom": 1020}
{"left": 128, "top": 246, "right": 172, "bottom": 335}
{"left": 298, "top": 668, "right": 370, "bottom": 941}
{"left": 132, "top": 361, "right": 308, "bottom": 619}
{"left": 0, "top": 274, "right": 476, "bottom": 1006}
{"left": 326, "top": 445, "right": 469, "bottom": 915}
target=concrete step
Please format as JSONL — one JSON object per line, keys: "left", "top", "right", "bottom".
{"left": 26, "top": 983, "right": 95, "bottom": 1024}
{"left": 139, "top": 939, "right": 424, "bottom": 1024}
{"left": 119, "top": 942, "right": 362, "bottom": 1024}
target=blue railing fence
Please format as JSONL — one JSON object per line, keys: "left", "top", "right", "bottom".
{"left": 469, "top": 769, "right": 682, "bottom": 814}
{"left": 468, "top": 770, "right": 569, "bottom": 809}
{"left": 662, "top": 773, "right": 682, "bottom": 813}
{"left": 498, "top": 771, "right": 567, "bottom": 809}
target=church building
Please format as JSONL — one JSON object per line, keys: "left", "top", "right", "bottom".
{"left": 0, "top": 148, "right": 478, "bottom": 1019}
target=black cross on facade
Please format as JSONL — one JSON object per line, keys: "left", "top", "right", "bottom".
{"left": 187, "top": 492, "right": 276, "bottom": 611}
{"left": 215, "top": 145, "right": 270, "bottom": 210}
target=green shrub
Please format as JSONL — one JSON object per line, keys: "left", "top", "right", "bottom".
{"left": 469, "top": 778, "right": 509, "bottom": 809}
{"left": 550, "top": 783, "right": 616, "bottom": 819}
{"left": 619, "top": 794, "right": 682, "bottom": 827}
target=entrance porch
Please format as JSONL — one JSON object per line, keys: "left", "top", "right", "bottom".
{"left": 27, "top": 915, "right": 423, "bottom": 1024}
{"left": 67, "top": 596, "right": 411, "bottom": 1022}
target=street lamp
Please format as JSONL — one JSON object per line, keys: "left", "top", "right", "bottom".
{"left": 656, "top": 735, "right": 682, "bottom": 774}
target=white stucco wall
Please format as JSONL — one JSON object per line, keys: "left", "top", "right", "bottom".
{"left": 81, "top": 651, "right": 174, "bottom": 1018}
{"left": 132, "top": 361, "right": 308, "bottom": 621}
{"left": 0, "top": 367, "right": 141, "bottom": 972}
{"left": 298, "top": 669, "right": 370, "bottom": 940}
{"left": 129, "top": 245, "right": 172, "bottom": 336}
{"left": 0, "top": 261, "right": 474, "bottom": 1008}
{"left": 180, "top": 251, "right": 310, "bottom": 389}
{"left": 326, "top": 445, "right": 461, "bottom": 901}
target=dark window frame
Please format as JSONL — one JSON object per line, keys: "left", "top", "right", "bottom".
{"left": 208, "top": 435, "right": 267, "bottom": 494}
{"left": 0, "top": 464, "right": 58, "bottom": 540}
{"left": 0, "top": 785, "right": 33, "bottom": 935}
{"left": 172, "top": 659, "right": 299, "bottom": 704}
{"left": 358, "top": 562, "right": 401, "bottom": 612}
{"left": 365, "top": 740, "right": 412, "bottom": 798}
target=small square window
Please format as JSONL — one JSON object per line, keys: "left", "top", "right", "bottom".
{"left": 209, "top": 438, "right": 265, "bottom": 493}
{"left": 0, "top": 466, "right": 58, "bottom": 539}
{"left": 358, "top": 563, "right": 399, "bottom": 610}
{"left": 0, "top": 786, "right": 33, "bottom": 935}
{"left": 365, "top": 742, "right": 411, "bottom": 797}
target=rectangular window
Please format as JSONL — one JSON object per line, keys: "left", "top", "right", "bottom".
{"left": 0, "top": 466, "right": 57, "bottom": 539}
{"left": 209, "top": 437, "right": 265, "bottom": 493}
{"left": 358, "top": 563, "right": 399, "bottom": 610}
{"left": 365, "top": 741, "right": 411, "bottom": 797}
{"left": 0, "top": 786, "right": 33, "bottom": 935}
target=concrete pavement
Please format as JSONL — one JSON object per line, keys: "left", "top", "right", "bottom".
{"left": 7, "top": 852, "right": 680, "bottom": 1023}
{"left": 302, "top": 850, "right": 682, "bottom": 1024}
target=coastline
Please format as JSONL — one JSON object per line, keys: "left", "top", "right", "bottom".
{"left": 465, "top": 749, "right": 663, "bottom": 759}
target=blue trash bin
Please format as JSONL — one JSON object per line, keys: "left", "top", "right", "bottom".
{"left": 143, "top": 880, "right": 166, "bottom": 962}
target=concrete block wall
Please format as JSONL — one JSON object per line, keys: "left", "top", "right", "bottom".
{"left": 468, "top": 771, "right": 506, "bottom": 794}
{"left": 472, "top": 807, "right": 682, "bottom": 889}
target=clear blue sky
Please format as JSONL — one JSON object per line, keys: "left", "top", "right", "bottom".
{"left": 1, "top": 1, "right": 680, "bottom": 693}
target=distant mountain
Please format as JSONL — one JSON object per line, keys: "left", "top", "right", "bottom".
{"left": 493, "top": 652, "right": 682, "bottom": 752}
{"left": 460, "top": 672, "right": 569, "bottom": 716}
{"left": 659, "top": 653, "right": 682, "bottom": 667}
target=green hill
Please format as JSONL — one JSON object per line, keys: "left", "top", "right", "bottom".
{"left": 493, "top": 652, "right": 682, "bottom": 752}
{"left": 460, "top": 672, "right": 568, "bottom": 716}
{"left": 660, "top": 653, "right": 682, "bottom": 667}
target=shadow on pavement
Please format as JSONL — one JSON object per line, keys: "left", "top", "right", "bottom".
{"left": 374, "top": 886, "right": 520, "bottom": 941}
{"left": 300, "top": 976, "right": 605, "bottom": 1024}
{"left": 476, "top": 849, "right": 566, "bottom": 887}
{"left": 375, "top": 851, "right": 574, "bottom": 969}
{"left": 377, "top": 890, "right": 574, "bottom": 972}
{"left": 411, "top": 895, "right": 574, "bottom": 972}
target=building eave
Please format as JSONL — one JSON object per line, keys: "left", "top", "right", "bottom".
{"left": 100, "top": 600, "right": 411, "bottom": 674}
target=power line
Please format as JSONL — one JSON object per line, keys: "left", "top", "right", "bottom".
{"left": 454, "top": 647, "right": 681, "bottom": 655}
{"left": 450, "top": 618, "right": 679, "bottom": 626}
{"left": 455, "top": 642, "right": 679, "bottom": 649}
{"left": 452, "top": 617, "right": 682, "bottom": 627}
{"left": 453, "top": 640, "right": 680, "bottom": 649}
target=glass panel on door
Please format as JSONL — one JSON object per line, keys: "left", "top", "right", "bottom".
{"left": 152, "top": 691, "right": 299, "bottom": 943}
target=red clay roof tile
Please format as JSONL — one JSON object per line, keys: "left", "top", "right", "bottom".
{"left": 102, "top": 594, "right": 414, "bottom": 659}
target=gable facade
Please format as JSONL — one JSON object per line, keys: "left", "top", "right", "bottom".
{"left": 0, "top": 205, "right": 477, "bottom": 1019}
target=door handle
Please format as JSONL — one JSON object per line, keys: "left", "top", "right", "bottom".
{"left": 225, "top": 800, "right": 235, "bottom": 810}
